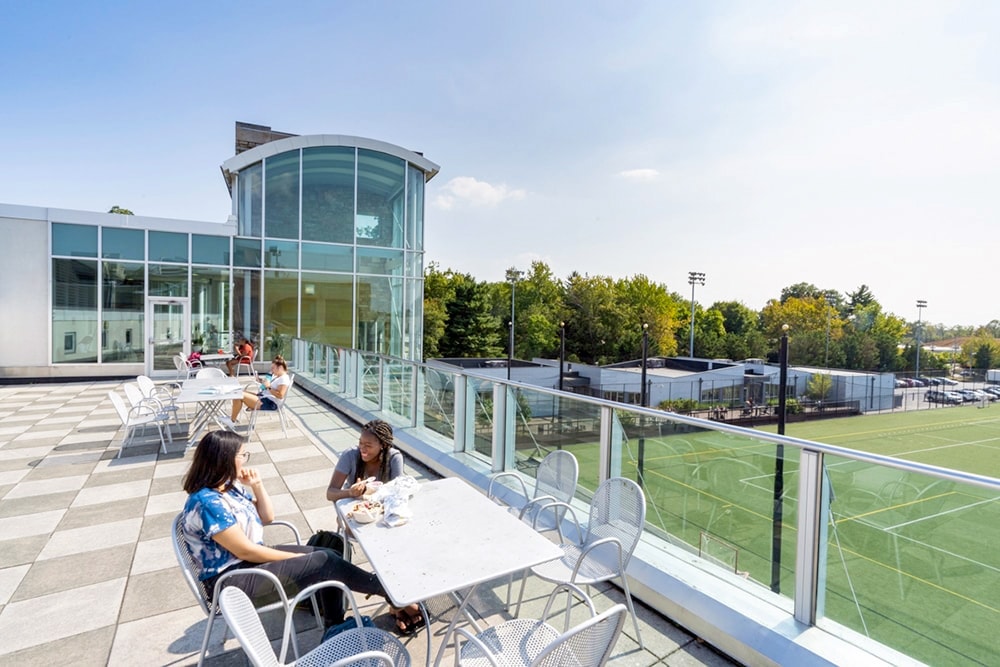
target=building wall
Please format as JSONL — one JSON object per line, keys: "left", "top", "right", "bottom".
{"left": 0, "top": 215, "right": 49, "bottom": 369}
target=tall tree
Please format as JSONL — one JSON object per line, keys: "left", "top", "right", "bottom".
{"left": 108, "top": 205, "right": 134, "bottom": 215}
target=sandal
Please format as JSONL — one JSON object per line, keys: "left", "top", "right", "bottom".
{"left": 392, "top": 608, "right": 426, "bottom": 636}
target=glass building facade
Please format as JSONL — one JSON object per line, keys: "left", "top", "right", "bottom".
{"left": 46, "top": 134, "right": 438, "bottom": 370}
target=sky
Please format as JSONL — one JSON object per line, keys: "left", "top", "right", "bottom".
{"left": 2, "top": 1, "right": 999, "bottom": 327}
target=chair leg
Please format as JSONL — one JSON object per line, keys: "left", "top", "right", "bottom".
{"left": 618, "top": 575, "right": 644, "bottom": 650}
{"left": 197, "top": 607, "right": 217, "bottom": 667}
{"left": 514, "top": 569, "right": 530, "bottom": 617}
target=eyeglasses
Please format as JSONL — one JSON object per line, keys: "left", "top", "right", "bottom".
{"left": 237, "top": 451, "right": 251, "bottom": 462}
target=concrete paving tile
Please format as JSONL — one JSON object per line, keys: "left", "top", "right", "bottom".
{"left": 664, "top": 641, "right": 740, "bottom": 667}
{"left": 302, "top": 506, "right": 338, "bottom": 534}
{"left": 267, "top": 444, "right": 324, "bottom": 462}
{"left": 58, "top": 496, "right": 147, "bottom": 531}
{"left": 151, "top": 475, "right": 184, "bottom": 495}
{"left": 41, "top": 415, "right": 90, "bottom": 425}
{"left": 290, "top": 486, "right": 331, "bottom": 511}
{"left": 267, "top": 492, "right": 300, "bottom": 518}
{"left": 84, "top": 464, "right": 159, "bottom": 488}
{"left": 146, "top": 490, "right": 188, "bottom": 516}
{"left": 4, "top": 473, "right": 88, "bottom": 499}
{"left": 72, "top": 478, "right": 151, "bottom": 507}
{"left": 119, "top": 566, "right": 197, "bottom": 623}
{"left": 0, "top": 564, "right": 29, "bottom": 605}
{"left": 29, "top": 450, "right": 105, "bottom": 470}
{"left": 0, "top": 577, "right": 126, "bottom": 655}
{"left": 131, "top": 535, "right": 176, "bottom": 575}
{"left": 274, "top": 455, "right": 332, "bottom": 477}
{"left": 140, "top": 510, "right": 177, "bottom": 542}
{"left": 14, "top": 428, "right": 73, "bottom": 441}
{"left": 0, "top": 625, "right": 115, "bottom": 667}
{"left": 94, "top": 452, "right": 157, "bottom": 472}
{"left": 153, "top": 458, "right": 193, "bottom": 480}
{"left": 0, "top": 490, "right": 77, "bottom": 518}
{"left": 21, "top": 456, "right": 99, "bottom": 480}
{"left": 11, "top": 544, "right": 133, "bottom": 601}
{"left": 0, "top": 424, "right": 31, "bottom": 437}
{"left": 281, "top": 468, "right": 330, "bottom": 492}
{"left": 0, "top": 534, "right": 47, "bottom": 568}
{"left": 52, "top": 436, "right": 114, "bottom": 451}
{"left": 0, "top": 468, "right": 30, "bottom": 486}
{"left": 1, "top": 435, "right": 68, "bottom": 449}
{"left": 107, "top": 605, "right": 227, "bottom": 667}
{"left": 0, "top": 445, "right": 52, "bottom": 461}
{"left": 0, "top": 508, "right": 65, "bottom": 539}
{"left": 37, "top": 517, "right": 142, "bottom": 560}
{"left": 0, "top": 483, "right": 13, "bottom": 501}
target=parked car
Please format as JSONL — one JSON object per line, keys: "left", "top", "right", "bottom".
{"left": 920, "top": 376, "right": 942, "bottom": 386}
{"left": 894, "top": 379, "right": 908, "bottom": 388}
{"left": 939, "top": 377, "right": 959, "bottom": 386}
{"left": 981, "top": 386, "right": 1000, "bottom": 398}
{"left": 944, "top": 390, "right": 966, "bottom": 403}
{"left": 956, "top": 389, "right": 992, "bottom": 402}
{"left": 926, "top": 390, "right": 962, "bottom": 404}
{"left": 910, "top": 378, "right": 927, "bottom": 387}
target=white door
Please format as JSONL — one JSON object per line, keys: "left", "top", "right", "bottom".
{"left": 146, "top": 298, "right": 190, "bottom": 378}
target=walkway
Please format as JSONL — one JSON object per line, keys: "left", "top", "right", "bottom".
{"left": 0, "top": 380, "right": 741, "bottom": 666}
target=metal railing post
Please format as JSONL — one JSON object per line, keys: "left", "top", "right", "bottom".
{"left": 794, "top": 449, "right": 825, "bottom": 625}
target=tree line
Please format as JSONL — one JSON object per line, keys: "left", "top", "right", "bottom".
{"left": 423, "top": 262, "right": 1000, "bottom": 373}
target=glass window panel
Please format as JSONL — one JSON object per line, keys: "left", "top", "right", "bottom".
{"left": 420, "top": 366, "right": 455, "bottom": 443}
{"left": 52, "top": 223, "right": 97, "bottom": 257}
{"left": 356, "top": 149, "right": 405, "bottom": 248}
{"left": 192, "top": 234, "right": 231, "bottom": 265}
{"left": 148, "top": 264, "right": 188, "bottom": 298}
{"left": 301, "top": 272, "right": 353, "bottom": 348}
{"left": 357, "top": 247, "right": 403, "bottom": 276}
{"left": 405, "top": 250, "right": 422, "bottom": 278}
{"left": 102, "top": 261, "right": 145, "bottom": 364}
{"left": 149, "top": 231, "right": 189, "bottom": 262}
{"left": 357, "top": 275, "right": 403, "bottom": 356}
{"left": 102, "top": 227, "right": 144, "bottom": 261}
{"left": 263, "top": 240, "right": 298, "bottom": 269}
{"left": 233, "top": 237, "right": 262, "bottom": 268}
{"left": 406, "top": 165, "right": 424, "bottom": 251}
{"left": 238, "top": 162, "right": 262, "bottom": 237}
{"left": 192, "top": 267, "right": 229, "bottom": 352}
{"left": 232, "top": 269, "right": 261, "bottom": 347}
{"left": 302, "top": 146, "right": 355, "bottom": 243}
{"left": 52, "top": 258, "right": 98, "bottom": 363}
{"left": 263, "top": 269, "right": 298, "bottom": 358}
{"left": 264, "top": 151, "right": 300, "bottom": 240}
{"left": 302, "top": 242, "right": 353, "bottom": 272}
{"left": 403, "top": 276, "right": 423, "bottom": 360}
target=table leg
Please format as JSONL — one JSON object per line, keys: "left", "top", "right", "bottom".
{"left": 433, "top": 585, "right": 484, "bottom": 667}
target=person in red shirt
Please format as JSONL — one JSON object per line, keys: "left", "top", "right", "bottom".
{"left": 226, "top": 338, "right": 254, "bottom": 377}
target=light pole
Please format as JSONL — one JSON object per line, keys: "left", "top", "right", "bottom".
{"left": 559, "top": 322, "right": 566, "bottom": 392}
{"left": 688, "top": 271, "right": 706, "bottom": 358}
{"left": 824, "top": 291, "right": 836, "bottom": 368}
{"left": 506, "top": 268, "right": 523, "bottom": 380}
{"left": 640, "top": 323, "right": 649, "bottom": 407}
{"left": 771, "top": 323, "right": 789, "bottom": 593}
{"left": 638, "top": 323, "right": 649, "bottom": 488}
{"left": 915, "top": 300, "right": 927, "bottom": 379}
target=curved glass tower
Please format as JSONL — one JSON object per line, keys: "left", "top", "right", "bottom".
{"left": 222, "top": 135, "right": 439, "bottom": 362}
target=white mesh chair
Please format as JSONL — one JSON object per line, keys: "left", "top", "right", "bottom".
{"left": 515, "top": 477, "right": 646, "bottom": 649}
{"left": 220, "top": 581, "right": 410, "bottom": 667}
{"left": 108, "top": 389, "right": 171, "bottom": 458}
{"left": 455, "top": 583, "right": 626, "bottom": 667}
{"left": 136, "top": 375, "right": 184, "bottom": 425}
{"left": 249, "top": 374, "right": 295, "bottom": 437}
{"left": 235, "top": 345, "right": 259, "bottom": 379}
{"left": 171, "top": 514, "right": 322, "bottom": 667}
{"left": 174, "top": 353, "right": 200, "bottom": 380}
{"left": 196, "top": 366, "right": 229, "bottom": 380}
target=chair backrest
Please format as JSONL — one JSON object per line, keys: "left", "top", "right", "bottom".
{"left": 584, "top": 477, "right": 646, "bottom": 565}
{"left": 196, "top": 367, "right": 227, "bottom": 379}
{"left": 534, "top": 450, "right": 579, "bottom": 504}
{"left": 108, "top": 391, "right": 130, "bottom": 424}
{"left": 123, "top": 382, "right": 146, "bottom": 408}
{"left": 136, "top": 375, "right": 156, "bottom": 397}
{"left": 170, "top": 513, "right": 212, "bottom": 616}
{"left": 328, "top": 651, "right": 395, "bottom": 667}
{"left": 532, "top": 603, "right": 627, "bottom": 667}
{"left": 219, "top": 587, "right": 281, "bottom": 667}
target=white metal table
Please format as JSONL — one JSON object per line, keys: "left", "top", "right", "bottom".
{"left": 175, "top": 377, "right": 244, "bottom": 445}
{"left": 336, "top": 476, "right": 563, "bottom": 666}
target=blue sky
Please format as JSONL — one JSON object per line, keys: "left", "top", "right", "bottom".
{"left": 2, "top": 1, "right": 999, "bottom": 327}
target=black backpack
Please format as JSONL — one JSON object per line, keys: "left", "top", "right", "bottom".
{"left": 303, "top": 530, "right": 349, "bottom": 622}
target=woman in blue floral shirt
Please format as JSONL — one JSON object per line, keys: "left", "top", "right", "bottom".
{"left": 181, "top": 430, "right": 391, "bottom": 628}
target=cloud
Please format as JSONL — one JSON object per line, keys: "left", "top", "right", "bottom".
{"left": 431, "top": 176, "right": 526, "bottom": 210}
{"left": 618, "top": 168, "right": 660, "bottom": 182}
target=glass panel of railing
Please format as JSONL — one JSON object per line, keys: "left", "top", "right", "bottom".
{"left": 360, "top": 353, "right": 381, "bottom": 404}
{"left": 421, "top": 366, "right": 455, "bottom": 442}
{"left": 822, "top": 458, "right": 999, "bottom": 665}
{"left": 381, "top": 359, "right": 412, "bottom": 422}
{"left": 328, "top": 346, "right": 340, "bottom": 389}
{"left": 468, "top": 376, "right": 496, "bottom": 457}
{"left": 616, "top": 409, "right": 798, "bottom": 595}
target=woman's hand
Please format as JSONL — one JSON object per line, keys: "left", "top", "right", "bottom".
{"left": 239, "top": 467, "right": 263, "bottom": 489}
{"left": 349, "top": 478, "right": 367, "bottom": 498}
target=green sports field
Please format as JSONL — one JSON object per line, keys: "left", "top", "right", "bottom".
{"left": 513, "top": 403, "right": 1000, "bottom": 666}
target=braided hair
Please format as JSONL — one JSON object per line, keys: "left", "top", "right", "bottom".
{"left": 356, "top": 419, "right": 395, "bottom": 482}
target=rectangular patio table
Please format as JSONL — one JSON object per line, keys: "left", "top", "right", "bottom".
{"left": 336, "top": 476, "right": 563, "bottom": 666}
{"left": 175, "top": 377, "right": 244, "bottom": 445}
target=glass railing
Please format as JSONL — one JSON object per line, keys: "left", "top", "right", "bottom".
{"left": 291, "top": 339, "right": 1000, "bottom": 666}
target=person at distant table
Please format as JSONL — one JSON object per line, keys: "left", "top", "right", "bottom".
{"left": 222, "top": 355, "right": 290, "bottom": 428}
{"left": 226, "top": 338, "right": 254, "bottom": 376}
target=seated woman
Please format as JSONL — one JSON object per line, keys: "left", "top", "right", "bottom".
{"left": 326, "top": 420, "right": 404, "bottom": 502}
{"left": 223, "top": 355, "right": 291, "bottom": 428}
{"left": 226, "top": 338, "right": 254, "bottom": 377}
{"left": 181, "top": 430, "right": 422, "bottom": 633}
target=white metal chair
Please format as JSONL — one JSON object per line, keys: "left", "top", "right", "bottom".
{"left": 220, "top": 581, "right": 410, "bottom": 667}
{"left": 249, "top": 374, "right": 295, "bottom": 437}
{"left": 488, "top": 450, "right": 579, "bottom": 526}
{"left": 174, "top": 353, "right": 200, "bottom": 380}
{"left": 171, "top": 513, "right": 323, "bottom": 666}
{"left": 136, "top": 374, "right": 184, "bottom": 425}
{"left": 515, "top": 477, "right": 646, "bottom": 649}
{"left": 196, "top": 366, "right": 229, "bottom": 380}
{"left": 455, "top": 583, "right": 626, "bottom": 666}
{"left": 108, "top": 390, "right": 171, "bottom": 458}
{"left": 235, "top": 345, "right": 259, "bottom": 379}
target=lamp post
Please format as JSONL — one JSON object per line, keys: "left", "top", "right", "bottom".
{"left": 506, "top": 268, "right": 523, "bottom": 380}
{"left": 771, "top": 324, "right": 789, "bottom": 593}
{"left": 638, "top": 323, "right": 649, "bottom": 488}
{"left": 915, "top": 300, "right": 927, "bottom": 379}
{"left": 688, "top": 271, "right": 706, "bottom": 358}
{"left": 824, "top": 291, "right": 836, "bottom": 368}
{"left": 559, "top": 322, "right": 566, "bottom": 392}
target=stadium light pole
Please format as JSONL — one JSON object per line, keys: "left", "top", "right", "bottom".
{"left": 506, "top": 268, "right": 523, "bottom": 380}
{"left": 915, "top": 300, "right": 927, "bottom": 379}
{"left": 688, "top": 271, "right": 706, "bottom": 358}
{"left": 638, "top": 323, "right": 649, "bottom": 489}
{"left": 559, "top": 321, "right": 566, "bottom": 392}
{"left": 771, "top": 324, "right": 789, "bottom": 593}
{"left": 824, "top": 291, "right": 836, "bottom": 368}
